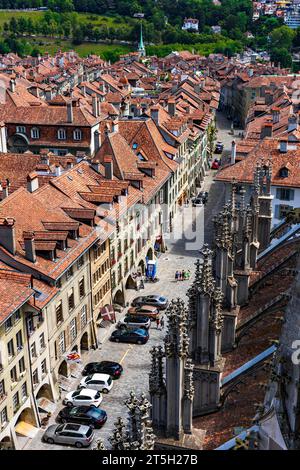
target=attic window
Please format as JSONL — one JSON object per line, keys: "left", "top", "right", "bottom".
{"left": 77, "top": 169, "right": 83, "bottom": 174}
{"left": 137, "top": 152, "right": 146, "bottom": 161}
{"left": 279, "top": 167, "right": 289, "bottom": 178}
{"left": 132, "top": 143, "right": 138, "bottom": 149}
{"left": 67, "top": 175, "right": 73, "bottom": 181}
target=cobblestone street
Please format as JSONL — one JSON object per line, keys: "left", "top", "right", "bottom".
{"left": 26, "top": 164, "right": 226, "bottom": 450}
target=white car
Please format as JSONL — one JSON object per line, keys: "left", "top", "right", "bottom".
{"left": 79, "top": 374, "right": 113, "bottom": 394}
{"left": 63, "top": 388, "right": 103, "bottom": 408}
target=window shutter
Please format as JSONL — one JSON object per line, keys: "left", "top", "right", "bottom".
{"left": 274, "top": 205, "right": 280, "bottom": 219}
{"left": 276, "top": 188, "right": 281, "bottom": 199}
{"left": 289, "top": 189, "right": 295, "bottom": 201}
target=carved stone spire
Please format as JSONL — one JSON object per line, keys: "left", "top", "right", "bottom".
{"left": 165, "top": 298, "right": 189, "bottom": 359}
{"left": 110, "top": 392, "right": 155, "bottom": 450}
{"left": 198, "top": 244, "right": 215, "bottom": 295}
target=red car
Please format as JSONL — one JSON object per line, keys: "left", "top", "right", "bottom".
{"left": 211, "top": 160, "right": 220, "bottom": 170}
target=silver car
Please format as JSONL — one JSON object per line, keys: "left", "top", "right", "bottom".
{"left": 42, "top": 423, "right": 94, "bottom": 448}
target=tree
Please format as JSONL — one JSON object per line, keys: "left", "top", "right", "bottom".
{"left": 270, "top": 26, "right": 295, "bottom": 51}
{"left": 207, "top": 123, "right": 217, "bottom": 158}
{"left": 270, "top": 48, "right": 292, "bottom": 69}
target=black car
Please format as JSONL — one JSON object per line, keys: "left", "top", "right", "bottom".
{"left": 131, "top": 295, "right": 168, "bottom": 310}
{"left": 82, "top": 361, "right": 123, "bottom": 379}
{"left": 58, "top": 405, "right": 107, "bottom": 428}
{"left": 110, "top": 328, "right": 149, "bottom": 345}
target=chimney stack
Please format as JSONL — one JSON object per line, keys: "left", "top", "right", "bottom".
{"left": 103, "top": 156, "right": 113, "bottom": 180}
{"left": 55, "top": 164, "right": 62, "bottom": 177}
{"left": 279, "top": 139, "right": 288, "bottom": 153}
{"left": 150, "top": 106, "right": 159, "bottom": 125}
{"left": 23, "top": 231, "right": 36, "bottom": 263}
{"left": 92, "top": 94, "right": 98, "bottom": 118}
{"left": 9, "top": 78, "right": 16, "bottom": 93}
{"left": 67, "top": 101, "right": 73, "bottom": 123}
{"left": 91, "top": 160, "right": 100, "bottom": 173}
{"left": 1, "top": 181, "right": 9, "bottom": 199}
{"left": 94, "top": 130, "right": 100, "bottom": 153}
{"left": 168, "top": 98, "right": 176, "bottom": 117}
{"left": 27, "top": 172, "right": 39, "bottom": 193}
{"left": 271, "top": 108, "right": 280, "bottom": 124}
{"left": 288, "top": 114, "right": 298, "bottom": 132}
{"left": 112, "top": 119, "right": 119, "bottom": 133}
{"left": 231, "top": 140, "right": 236, "bottom": 165}
{"left": 0, "top": 217, "right": 16, "bottom": 254}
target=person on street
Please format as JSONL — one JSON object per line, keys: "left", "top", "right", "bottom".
{"left": 182, "top": 269, "right": 186, "bottom": 280}
{"left": 175, "top": 271, "right": 179, "bottom": 282}
{"left": 156, "top": 317, "right": 160, "bottom": 329}
{"left": 160, "top": 316, "right": 165, "bottom": 330}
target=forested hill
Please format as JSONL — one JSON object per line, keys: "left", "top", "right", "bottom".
{"left": 0, "top": 0, "right": 253, "bottom": 39}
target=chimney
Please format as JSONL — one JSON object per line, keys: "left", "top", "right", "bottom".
{"left": 99, "top": 81, "right": 105, "bottom": 93}
{"left": 67, "top": 101, "right": 73, "bottom": 123}
{"left": 231, "top": 140, "right": 236, "bottom": 165}
{"left": 55, "top": 164, "right": 62, "bottom": 177}
{"left": 103, "top": 156, "right": 113, "bottom": 179}
{"left": 0, "top": 217, "right": 16, "bottom": 254}
{"left": 271, "top": 108, "right": 280, "bottom": 124}
{"left": 260, "top": 122, "right": 273, "bottom": 139}
{"left": 150, "top": 106, "right": 159, "bottom": 125}
{"left": 9, "top": 78, "right": 15, "bottom": 93}
{"left": 94, "top": 130, "right": 100, "bottom": 153}
{"left": 1, "top": 181, "right": 8, "bottom": 199}
{"left": 288, "top": 114, "right": 298, "bottom": 132}
{"left": 91, "top": 160, "right": 100, "bottom": 173}
{"left": 23, "top": 231, "right": 36, "bottom": 263}
{"left": 168, "top": 98, "right": 176, "bottom": 117}
{"left": 112, "top": 119, "right": 119, "bottom": 133}
{"left": 27, "top": 172, "right": 39, "bottom": 193}
{"left": 66, "top": 160, "right": 74, "bottom": 169}
{"left": 92, "top": 94, "right": 98, "bottom": 118}
{"left": 279, "top": 139, "right": 288, "bottom": 153}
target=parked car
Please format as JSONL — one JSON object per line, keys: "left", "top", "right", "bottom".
{"left": 110, "top": 328, "right": 149, "bottom": 345}
{"left": 127, "top": 305, "right": 159, "bottom": 321}
{"left": 63, "top": 388, "right": 103, "bottom": 408}
{"left": 118, "top": 314, "right": 151, "bottom": 330}
{"left": 131, "top": 295, "right": 169, "bottom": 310}
{"left": 192, "top": 197, "right": 203, "bottom": 207}
{"left": 58, "top": 406, "right": 107, "bottom": 428}
{"left": 215, "top": 141, "right": 224, "bottom": 153}
{"left": 79, "top": 374, "right": 113, "bottom": 394}
{"left": 211, "top": 159, "right": 220, "bottom": 170}
{"left": 42, "top": 423, "right": 94, "bottom": 448}
{"left": 82, "top": 361, "right": 123, "bottom": 379}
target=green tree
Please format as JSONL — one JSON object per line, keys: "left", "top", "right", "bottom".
{"left": 270, "top": 26, "right": 295, "bottom": 50}
{"left": 207, "top": 123, "right": 217, "bottom": 158}
{"left": 270, "top": 47, "right": 292, "bottom": 69}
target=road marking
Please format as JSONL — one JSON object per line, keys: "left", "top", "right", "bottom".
{"left": 119, "top": 345, "right": 133, "bottom": 365}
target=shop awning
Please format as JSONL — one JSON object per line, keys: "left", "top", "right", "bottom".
{"left": 37, "top": 397, "right": 56, "bottom": 414}
{"left": 15, "top": 421, "right": 39, "bottom": 438}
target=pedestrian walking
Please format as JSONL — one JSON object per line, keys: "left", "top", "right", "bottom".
{"left": 156, "top": 317, "right": 160, "bottom": 329}
{"left": 187, "top": 269, "right": 191, "bottom": 280}
{"left": 184, "top": 270, "right": 189, "bottom": 280}
{"left": 175, "top": 270, "right": 179, "bottom": 282}
{"left": 182, "top": 269, "right": 185, "bottom": 280}
{"left": 160, "top": 316, "right": 165, "bottom": 330}
{"left": 178, "top": 271, "right": 182, "bottom": 281}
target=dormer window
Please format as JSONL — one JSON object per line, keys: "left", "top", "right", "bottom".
{"left": 73, "top": 129, "right": 82, "bottom": 141}
{"left": 16, "top": 126, "right": 26, "bottom": 134}
{"left": 279, "top": 167, "right": 289, "bottom": 178}
{"left": 31, "top": 127, "right": 40, "bottom": 139}
{"left": 58, "top": 128, "right": 66, "bottom": 140}
{"left": 137, "top": 152, "right": 146, "bottom": 161}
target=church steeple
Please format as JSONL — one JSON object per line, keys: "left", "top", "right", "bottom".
{"left": 138, "top": 22, "right": 146, "bottom": 58}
